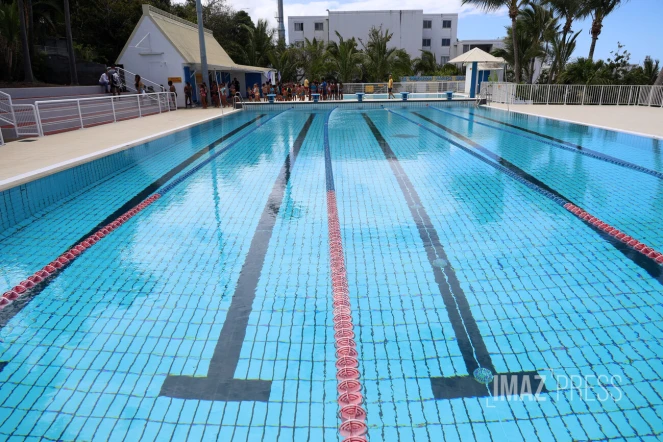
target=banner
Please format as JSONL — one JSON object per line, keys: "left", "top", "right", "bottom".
{"left": 400, "top": 76, "right": 466, "bottom": 82}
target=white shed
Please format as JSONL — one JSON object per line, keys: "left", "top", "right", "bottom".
{"left": 117, "top": 5, "right": 274, "bottom": 107}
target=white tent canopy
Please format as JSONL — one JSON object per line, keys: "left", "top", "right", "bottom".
{"left": 449, "top": 47, "right": 504, "bottom": 65}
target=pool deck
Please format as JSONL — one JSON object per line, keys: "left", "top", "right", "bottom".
{"left": 0, "top": 108, "right": 240, "bottom": 191}
{"left": 487, "top": 103, "right": 663, "bottom": 139}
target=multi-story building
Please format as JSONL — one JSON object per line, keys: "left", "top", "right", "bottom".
{"left": 288, "top": 10, "right": 503, "bottom": 67}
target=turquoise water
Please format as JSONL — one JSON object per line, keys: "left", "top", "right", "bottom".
{"left": 0, "top": 106, "right": 662, "bottom": 441}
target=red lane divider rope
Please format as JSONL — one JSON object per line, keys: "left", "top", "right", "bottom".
{"left": 326, "top": 190, "right": 369, "bottom": 442}
{"left": 564, "top": 202, "right": 663, "bottom": 264}
{"left": 0, "top": 194, "right": 162, "bottom": 309}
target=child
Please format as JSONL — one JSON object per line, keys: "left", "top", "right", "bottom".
{"left": 200, "top": 83, "right": 208, "bottom": 109}
{"left": 184, "top": 82, "right": 193, "bottom": 108}
{"left": 168, "top": 80, "right": 177, "bottom": 108}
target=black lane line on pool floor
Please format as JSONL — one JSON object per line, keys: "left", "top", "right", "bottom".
{"left": 409, "top": 111, "right": 663, "bottom": 285}
{"left": 431, "top": 107, "right": 663, "bottom": 180}
{"left": 160, "top": 114, "right": 316, "bottom": 402}
{"left": 363, "top": 113, "right": 546, "bottom": 400}
{"left": 0, "top": 114, "right": 267, "bottom": 328}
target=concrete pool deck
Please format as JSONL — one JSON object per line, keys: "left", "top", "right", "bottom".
{"left": 487, "top": 103, "right": 663, "bottom": 139}
{"left": 0, "top": 108, "right": 240, "bottom": 191}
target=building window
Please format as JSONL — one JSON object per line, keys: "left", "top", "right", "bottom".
{"left": 422, "top": 39, "right": 431, "bottom": 47}
{"left": 442, "top": 39, "right": 450, "bottom": 47}
{"left": 315, "top": 22, "right": 324, "bottom": 31}
{"left": 423, "top": 20, "right": 432, "bottom": 29}
{"left": 295, "top": 22, "right": 304, "bottom": 32}
{"left": 295, "top": 40, "right": 304, "bottom": 48}
{"left": 440, "top": 56, "right": 449, "bottom": 65}
{"left": 443, "top": 20, "right": 452, "bottom": 28}
{"left": 463, "top": 44, "right": 470, "bottom": 53}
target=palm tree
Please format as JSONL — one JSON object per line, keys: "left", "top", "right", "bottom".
{"left": 587, "top": 0, "right": 629, "bottom": 60}
{"left": 462, "top": 0, "right": 530, "bottom": 83}
{"left": 268, "top": 45, "right": 297, "bottom": 82}
{"left": 412, "top": 50, "right": 438, "bottom": 75}
{"left": 519, "top": 3, "right": 557, "bottom": 83}
{"left": 543, "top": 0, "right": 590, "bottom": 48}
{"left": 359, "top": 26, "right": 412, "bottom": 82}
{"left": 327, "top": 32, "right": 362, "bottom": 82}
{"left": 17, "top": 0, "right": 33, "bottom": 81}
{"left": 241, "top": 19, "right": 275, "bottom": 67}
{"left": 296, "top": 37, "right": 327, "bottom": 81}
{"left": 547, "top": 30, "right": 580, "bottom": 82}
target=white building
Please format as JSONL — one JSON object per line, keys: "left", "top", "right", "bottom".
{"left": 288, "top": 10, "right": 504, "bottom": 69}
{"left": 118, "top": 5, "right": 273, "bottom": 106}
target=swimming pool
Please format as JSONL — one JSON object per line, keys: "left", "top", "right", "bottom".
{"left": 1, "top": 104, "right": 662, "bottom": 441}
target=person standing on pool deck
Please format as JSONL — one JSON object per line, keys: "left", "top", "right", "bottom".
{"left": 304, "top": 78, "right": 309, "bottom": 100}
{"left": 388, "top": 74, "right": 394, "bottom": 99}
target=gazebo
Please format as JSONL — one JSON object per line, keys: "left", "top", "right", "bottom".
{"left": 449, "top": 48, "right": 505, "bottom": 98}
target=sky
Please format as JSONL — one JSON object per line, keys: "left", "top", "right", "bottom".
{"left": 224, "top": 0, "right": 662, "bottom": 64}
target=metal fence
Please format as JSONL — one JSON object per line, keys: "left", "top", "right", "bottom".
{"left": 343, "top": 81, "right": 466, "bottom": 96}
{"left": 0, "top": 90, "right": 16, "bottom": 130}
{"left": 486, "top": 82, "right": 663, "bottom": 107}
{"left": 13, "top": 104, "right": 40, "bottom": 136}
{"left": 35, "top": 92, "right": 176, "bottom": 135}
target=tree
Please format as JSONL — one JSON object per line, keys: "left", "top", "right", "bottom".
{"left": 655, "top": 67, "right": 663, "bottom": 86}
{"left": 268, "top": 43, "right": 297, "bottom": 82}
{"left": 326, "top": 31, "right": 362, "bottom": 82}
{"left": 17, "top": 0, "right": 33, "bottom": 81}
{"left": 359, "top": 26, "right": 412, "bottom": 82}
{"left": 558, "top": 57, "right": 611, "bottom": 84}
{"left": 240, "top": 19, "right": 274, "bottom": 67}
{"left": 543, "top": 0, "right": 590, "bottom": 49}
{"left": 546, "top": 30, "right": 580, "bottom": 82}
{"left": 0, "top": 1, "right": 21, "bottom": 80}
{"left": 462, "top": 0, "right": 530, "bottom": 83}
{"left": 412, "top": 50, "right": 438, "bottom": 75}
{"left": 519, "top": 3, "right": 557, "bottom": 83}
{"left": 296, "top": 37, "right": 327, "bottom": 81}
{"left": 63, "top": 0, "right": 77, "bottom": 84}
{"left": 587, "top": 0, "right": 629, "bottom": 60}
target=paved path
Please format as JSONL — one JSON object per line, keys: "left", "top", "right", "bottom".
{"left": 0, "top": 108, "right": 239, "bottom": 191}
{"left": 487, "top": 103, "right": 663, "bottom": 139}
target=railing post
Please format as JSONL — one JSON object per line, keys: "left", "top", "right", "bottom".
{"left": 599, "top": 87, "right": 604, "bottom": 105}
{"left": 158, "top": 93, "right": 162, "bottom": 113}
{"left": 137, "top": 95, "right": 142, "bottom": 117}
{"left": 564, "top": 85, "right": 568, "bottom": 105}
{"left": 581, "top": 86, "right": 586, "bottom": 105}
{"left": 35, "top": 103, "right": 44, "bottom": 137}
{"left": 546, "top": 85, "right": 550, "bottom": 104}
{"left": 111, "top": 96, "right": 116, "bottom": 122}
{"left": 77, "top": 101, "right": 84, "bottom": 129}
{"left": 617, "top": 85, "right": 622, "bottom": 105}
{"left": 648, "top": 86, "right": 654, "bottom": 107}
{"left": 628, "top": 86, "right": 633, "bottom": 105}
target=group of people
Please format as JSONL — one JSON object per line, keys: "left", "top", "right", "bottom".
{"left": 187, "top": 77, "right": 242, "bottom": 109}
{"left": 241, "top": 79, "right": 345, "bottom": 102}
{"left": 98, "top": 66, "right": 122, "bottom": 95}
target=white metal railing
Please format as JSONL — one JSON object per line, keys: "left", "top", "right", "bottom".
{"left": 0, "top": 127, "right": 4, "bottom": 145}
{"left": 116, "top": 67, "right": 166, "bottom": 93}
{"left": 343, "top": 81, "right": 466, "bottom": 96}
{"left": 35, "top": 92, "right": 176, "bottom": 135}
{"left": 0, "top": 90, "right": 17, "bottom": 129}
{"left": 13, "top": 104, "right": 40, "bottom": 136}
{"left": 486, "top": 82, "right": 663, "bottom": 107}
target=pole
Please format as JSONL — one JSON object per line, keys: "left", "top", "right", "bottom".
{"left": 196, "top": 0, "right": 209, "bottom": 106}
{"left": 277, "top": 0, "right": 286, "bottom": 43}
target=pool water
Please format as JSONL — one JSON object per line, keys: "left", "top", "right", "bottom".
{"left": 0, "top": 105, "right": 662, "bottom": 441}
